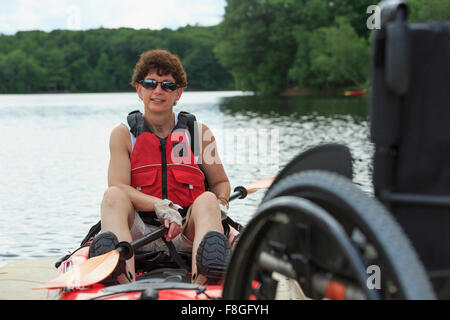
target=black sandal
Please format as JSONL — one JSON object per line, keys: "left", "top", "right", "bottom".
{"left": 88, "top": 231, "right": 131, "bottom": 284}
{"left": 196, "top": 231, "right": 231, "bottom": 280}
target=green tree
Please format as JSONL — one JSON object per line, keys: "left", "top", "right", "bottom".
{"left": 292, "top": 17, "right": 369, "bottom": 89}
{"left": 111, "top": 56, "right": 133, "bottom": 91}
{"left": 67, "top": 57, "right": 92, "bottom": 92}
{"left": 409, "top": 0, "right": 450, "bottom": 22}
{"left": 0, "top": 50, "right": 28, "bottom": 92}
{"left": 93, "top": 52, "right": 115, "bottom": 92}
{"left": 295, "top": 0, "right": 332, "bottom": 30}
{"left": 183, "top": 43, "right": 233, "bottom": 90}
{"left": 0, "top": 49, "right": 47, "bottom": 93}
{"left": 288, "top": 26, "right": 316, "bottom": 88}
{"left": 44, "top": 49, "right": 69, "bottom": 91}
{"left": 326, "top": 0, "right": 378, "bottom": 38}
{"left": 23, "top": 56, "right": 48, "bottom": 92}
{"left": 215, "top": 0, "right": 298, "bottom": 94}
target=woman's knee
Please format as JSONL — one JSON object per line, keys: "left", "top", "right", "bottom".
{"left": 102, "top": 186, "right": 126, "bottom": 206}
{"left": 195, "top": 191, "right": 219, "bottom": 207}
{"left": 101, "top": 186, "right": 134, "bottom": 216}
{"left": 101, "top": 186, "right": 135, "bottom": 231}
{"left": 101, "top": 186, "right": 135, "bottom": 226}
{"left": 191, "top": 192, "right": 221, "bottom": 218}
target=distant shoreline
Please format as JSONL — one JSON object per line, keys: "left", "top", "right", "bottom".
{"left": 0, "top": 88, "right": 239, "bottom": 95}
{"left": 0, "top": 87, "right": 368, "bottom": 97}
{"left": 281, "top": 86, "right": 368, "bottom": 97}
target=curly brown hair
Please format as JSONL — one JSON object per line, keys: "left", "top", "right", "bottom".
{"left": 130, "top": 49, "right": 187, "bottom": 88}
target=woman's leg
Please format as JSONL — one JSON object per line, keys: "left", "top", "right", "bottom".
{"left": 99, "top": 186, "right": 136, "bottom": 281}
{"left": 182, "top": 191, "right": 224, "bottom": 281}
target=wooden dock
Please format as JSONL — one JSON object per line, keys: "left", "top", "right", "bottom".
{"left": 0, "top": 258, "right": 57, "bottom": 300}
{"left": 0, "top": 258, "right": 305, "bottom": 300}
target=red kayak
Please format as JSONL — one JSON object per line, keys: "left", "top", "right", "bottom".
{"left": 45, "top": 226, "right": 240, "bottom": 300}
{"left": 344, "top": 89, "right": 367, "bottom": 96}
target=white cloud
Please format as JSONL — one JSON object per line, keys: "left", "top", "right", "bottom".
{"left": 0, "top": 0, "right": 226, "bottom": 34}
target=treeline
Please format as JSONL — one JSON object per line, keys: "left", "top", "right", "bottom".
{"left": 215, "top": 0, "right": 450, "bottom": 95}
{"left": 0, "top": 26, "right": 234, "bottom": 93}
{"left": 0, "top": 0, "right": 448, "bottom": 94}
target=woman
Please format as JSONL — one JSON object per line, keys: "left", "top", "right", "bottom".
{"left": 90, "top": 49, "right": 231, "bottom": 285}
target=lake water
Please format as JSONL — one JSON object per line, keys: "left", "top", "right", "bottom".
{"left": 0, "top": 91, "right": 372, "bottom": 267}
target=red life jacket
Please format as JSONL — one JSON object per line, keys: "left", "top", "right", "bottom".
{"left": 127, "top": 110, "right": 206, "bottom": 209}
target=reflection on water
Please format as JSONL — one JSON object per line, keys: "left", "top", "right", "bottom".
{"left": 0, "top": 92, "right": 372, "bottom": 266}
{"left": 218, "top": 94, "right": 372, "bottom": 194}
{"left": 219, "top": 95, "right": 369, "bottom": 120}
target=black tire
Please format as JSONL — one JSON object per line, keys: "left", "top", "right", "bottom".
{"left": 223, "top": 195, "right": 376, "bottom": 299}
{"left": 223, "top": 171, "right": 435, "bottom": 300}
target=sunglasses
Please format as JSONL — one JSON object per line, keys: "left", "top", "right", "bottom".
{"left": 139, "top": 79, "right": 178, "bottom": 92}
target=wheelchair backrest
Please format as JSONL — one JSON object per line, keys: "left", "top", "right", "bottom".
{"left": 370, "top": 1, "right": 450, "bottom": 275}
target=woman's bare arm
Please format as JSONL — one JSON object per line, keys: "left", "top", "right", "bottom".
{"left": 107, "top": 124, "right": 161, "bottom": 212}
{"left": 197, "top": 123, "right": 231, "bottom": 201}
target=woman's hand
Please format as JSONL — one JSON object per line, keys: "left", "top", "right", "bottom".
{"left": 164, "top": 219, "right": 183, "bottom": 242}
{"left": 154, "top": 199, "right": 183, "bottom": 241}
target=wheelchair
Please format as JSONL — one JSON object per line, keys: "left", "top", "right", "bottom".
{"left": 223, "top": 0, "right": 450, "bottom": 300}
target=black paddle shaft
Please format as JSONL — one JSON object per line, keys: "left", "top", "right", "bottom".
{"left": 116, "top": 227, "right": 167, "bottom": 260}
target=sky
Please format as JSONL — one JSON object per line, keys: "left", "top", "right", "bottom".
{"left": 0, "top": 0, "right": 227, "bottom": 35}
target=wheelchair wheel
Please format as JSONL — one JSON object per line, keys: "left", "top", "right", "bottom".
{"left": 222, "top": 171, "right": 435, "bottom": 300}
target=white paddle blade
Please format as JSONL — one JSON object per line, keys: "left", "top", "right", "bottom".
{"left": 35, "top": 250, "right": 120, "bottom": 290}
